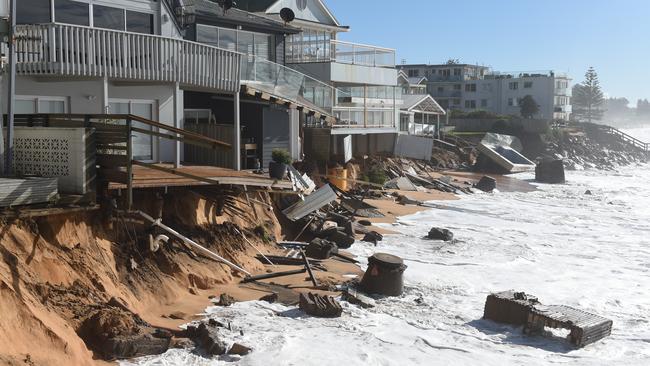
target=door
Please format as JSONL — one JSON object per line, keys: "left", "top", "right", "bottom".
{"left": 109, "top": 100, "right": 155, "bottom": 161}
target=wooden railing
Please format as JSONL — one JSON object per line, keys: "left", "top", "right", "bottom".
{"left": 600, "top": 125, "right": 650, "bottom": 154}
{"left": 8, "top": 113, "right": 232, "bottom": 208}
{"left": 13, "top": 23, "right": 242, "bottom": 93}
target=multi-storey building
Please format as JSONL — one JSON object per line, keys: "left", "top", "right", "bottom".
{"left": 400, "top": 64, "right": 572, "bottom": 120}
{"left": 237, "top": 0, "right": 400, "bottom": 158}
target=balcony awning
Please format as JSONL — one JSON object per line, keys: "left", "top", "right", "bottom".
{"left": 401, "top": 94, "right": 446, "bottom": 115}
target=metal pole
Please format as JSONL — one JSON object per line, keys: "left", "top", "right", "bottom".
{"left": 5, "top": 0, "right": 16, "bottom": 175}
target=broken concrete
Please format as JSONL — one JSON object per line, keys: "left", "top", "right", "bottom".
{"left": 535, "top": 159, "right": 566, "bottom": 184}
{"left": 475, "top": 176, "right": 497, "bottom": 193}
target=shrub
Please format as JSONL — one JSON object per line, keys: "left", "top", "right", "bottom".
{"left": 367, "top": 167, "right": 388, "bottom": 185}
{"left": 271, "top": 149, "right": 292, "bottom": 165}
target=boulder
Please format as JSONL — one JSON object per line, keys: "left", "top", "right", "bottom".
{"left": 325, "top": 230, "right": 355, "bottom": 249}
{"left": 228, "top": 343, "right": 252, "bottom": 356}
{"left": 357, "top": 219, "right": 372, "bottom": 226}
{"left": 299, "top": 293, "right": 343, "bottom": 318}
{"left": 475, "top": 176, "right": 497, "bottom": 192}
{"left": 427, "top": 228, "right": 454, "bottom": 241}
{"left": 362, "top": 231, "right": 383, "bottom": 245}
{"left": 306, "top": 238, "right": 338, "bottom": 259}
{"left": 185, "top": 322, "right": 228, "bottom": 356}
{"left": 218, "top": 293, "right": 236, "bottom": 307}
{"left": 535, "top": 159, "right": 566, "bottom": 184}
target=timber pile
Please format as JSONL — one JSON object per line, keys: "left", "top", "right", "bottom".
{"left": 366, "top": 156, "right": 473, "bottom": 194}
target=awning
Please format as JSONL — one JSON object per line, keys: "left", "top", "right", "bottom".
{"left": 401, "top": 94, "right": 446, "bottom": 115}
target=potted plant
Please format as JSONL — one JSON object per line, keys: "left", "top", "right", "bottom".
{"left": 269, "top": 149, "right": 292, "bottom": 179}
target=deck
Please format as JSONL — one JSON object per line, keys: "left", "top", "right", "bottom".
{"left": 105, "top": 164, "right": 294, "bottom": 191}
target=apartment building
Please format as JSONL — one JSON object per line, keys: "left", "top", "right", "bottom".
{"left": 400, "top": 64, "right": 572, "bottom": 120}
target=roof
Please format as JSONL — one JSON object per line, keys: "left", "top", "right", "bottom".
{"left": 407, "top": 76, "right": 428, "bottom": 85}
{"left": 400, "top": 63, "right": 490, "bottom": 69}
{"left": 401, "top": 94, "right": 446, "bottom": 115}
{"left": 236, "top": 0, "right": 345, "bottom": 29}
{"left": 195, "top": 0, "right": 301, "bottom": 34}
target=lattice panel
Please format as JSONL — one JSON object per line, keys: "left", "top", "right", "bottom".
{"left": 13, "top": 137, "right": 71, "bottom": 177}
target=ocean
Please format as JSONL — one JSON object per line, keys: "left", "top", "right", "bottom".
{"left": 125, "top": 126, "right": 650, "bottom": 366}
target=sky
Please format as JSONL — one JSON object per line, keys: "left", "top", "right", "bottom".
{"left": 327, "top": 0, "right": 650, "bottom": 105}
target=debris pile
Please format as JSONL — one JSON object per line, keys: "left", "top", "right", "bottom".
{"left": 299, "top": 293, "right": 343, "bottom": 318}
{"left": 483, "top": 291, "right": 613, "bottom": 348}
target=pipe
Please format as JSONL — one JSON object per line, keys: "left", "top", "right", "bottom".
{"left": 234, "top": 228, "right": 275, "bottom": 267}
{"left": 135, "top": 210, "right": 251, "bottom": 276}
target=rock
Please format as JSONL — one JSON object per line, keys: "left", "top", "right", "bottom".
{"left": 186, "top": 322, "right": 228, "bottom": 356}
{"left": 427, "top": 227, "right": 454, "bottom": 241}
{"left": 535, "top": 159, "right": 566, "bottom": 184}
{"left": 306, "top": 238, "right": 338, "bottom": 259}
{"left": 188, "top": 287, "right": 198, "bottom": 295}
{"left": 170, "top": 338, "right": 194, "bottom": 349}
{"left": 299, "top": 292, "right": 343, "bottom": 318}
{"left": 584, "top": 190, "right": 593, "bottom": 195}
{"left": 358, "top": 219, "right": 372, "bottom": 226}
{"left": 77, "top": 308, "right": 171, "bottom": 360}
{"left": 228, "top": 343, "right": 252, "bottom": 356}
{"left": 362, "top": 231, "right": 383, "bottom": 245}
{"left": 342, "top": 287, "right": 376, "bottom": 308}
{"left": 218, "top": 293, "right": 236, "bottom": 307}
{"left": 259, "top": 292, "right": 278, "bottom": 303}
{"left": 324, "top": 230, "right": 355, "bottom": 250}
{"left": 395, "top": 194, "right": 422, "bottom": 206}
{"left": 475, "top": 176, "right": 497, "bottom": 192}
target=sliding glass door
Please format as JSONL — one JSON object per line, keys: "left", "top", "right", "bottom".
{"left": 108, "top": 100, "right": 155, "bottom": 161}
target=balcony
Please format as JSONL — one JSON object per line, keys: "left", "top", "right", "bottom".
{"left": 286, "top": 39, "right": 397, "bottom": 86}
{"left": 9, "top": 23, "right": 242, "bottom": 93}
{"left": 331, "top": 106, "right": 397, "bottom": 134}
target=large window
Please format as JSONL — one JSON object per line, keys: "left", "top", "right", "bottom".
{"left": 196, "top": 24, "right": 273, "bottom": 60}
{"left": 17, "top": 0, "right": 51, "bottom": 24}
{"left": 93, "top": 4, "right": 124, "bottom": 31}
{"left": 55, "top": 0, "right": 90, "bottom": 26}
{"left": 126, "top": 11, "right": 153, "bottom": 34}
{"left": 15, "top": 96, "right": 67, "bottom": 113}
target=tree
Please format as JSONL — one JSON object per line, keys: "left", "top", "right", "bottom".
{"left": 572, "top": 67, "right": 605, "bottom": 123}
{"left": 519, "top": 95, "right": 540, "bottom": 118}
{"left": 637, "top": 99, "right": 650, "bottom": 117}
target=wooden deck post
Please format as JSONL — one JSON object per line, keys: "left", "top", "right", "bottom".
{"left": 126, "top": 117, "right": 133, "bottom": 210}
{"left": 233, "top": 91, "right": 241, "bottom": 171}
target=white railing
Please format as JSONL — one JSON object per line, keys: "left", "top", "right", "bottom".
{"left": 241, "top": 55, "right": 340, "bottom": 115}
{"left": 332, "top": 106, "right": 396, "bottom": 129}
{"left": 12, "top": 23, "right": 242, "bottom": 93}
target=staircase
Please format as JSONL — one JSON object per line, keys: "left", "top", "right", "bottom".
{"left": 595, "top": 124, "right": 649, "bottom": 156}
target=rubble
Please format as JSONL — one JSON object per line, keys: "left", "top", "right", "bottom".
{"left": 342, "top": 287, "right": 376, "bottom": 308}
{"left": 360, "top": 253, "right": 408, "bottom": 296}
{"left": 218, "top": 294, "right": 236, "bottom": 307}
{"left": 305, "top": 238, "right": 339, "bottom": 259}
{"left": 185, "top": 322, "right": 228, "bottom": 356}
{"left": 483, "top": 291, "right": 613, "bottom": 348}
{"left": 299, "top": 293, "right": 343, "bottom": 318}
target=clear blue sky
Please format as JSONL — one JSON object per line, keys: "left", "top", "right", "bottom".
{"left": 327, "top": 0, "right": 650, "bottom": 105}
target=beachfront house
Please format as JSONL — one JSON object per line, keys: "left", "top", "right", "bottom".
{"left": 236, "top": 0, "right": 401, "bottom": 160}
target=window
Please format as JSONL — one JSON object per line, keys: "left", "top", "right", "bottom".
{"left": 509, "top": 82, "right": 519, "bottom": 90}
{"left": 109, "top": 100, "right": 155, "bottom": 161}
{"left": 452, "top": 99, "right": 461, "bottom": 105}
{"left": 54, "top": 0, "right": 90, "bottom": 26}
{"left": 481, "top": 99, "right": 488, "bottom": 108}
{"left": 126, "top": 11, "right": 154, "bottom": 34}
{"left": 16, "top": 96, "right": 67, "bottom": 113}
{"left": 93, "top": 5, "right": 124, "bottom": 31}
{"left": 454, "top": 84, "right": 461, "bottom": 90}
{"left": 408, "top": 69, "right": 420, "bottom": 77}
{"left": 454, "top": 68, "right": 461, "bottom": 76}
{"left": 465, "top": 100, "right": 476, "bottom": 109}
{"left": 17, "top": 0, "right": 51, "bottom": 24}
{"left": 219, "top": 28, "right": 237, "bottom": 51}
{"left": 465, "top": 83, "right": 476, "bottom": 92}
{"left": 508, "top": 98, "right": 514, "bottom": 106}
{"left": 524, "top": 81, "right": 533, "bottom": 88}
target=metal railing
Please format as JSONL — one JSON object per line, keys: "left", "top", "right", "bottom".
{"left": 11, "top": 23, "right": 242, "bottom": 93}
{"left": 241, "top": 54, "right": 338, "bottom": 115}
{"left": 598, "top": 124, "right": 650, "bottom": 154}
